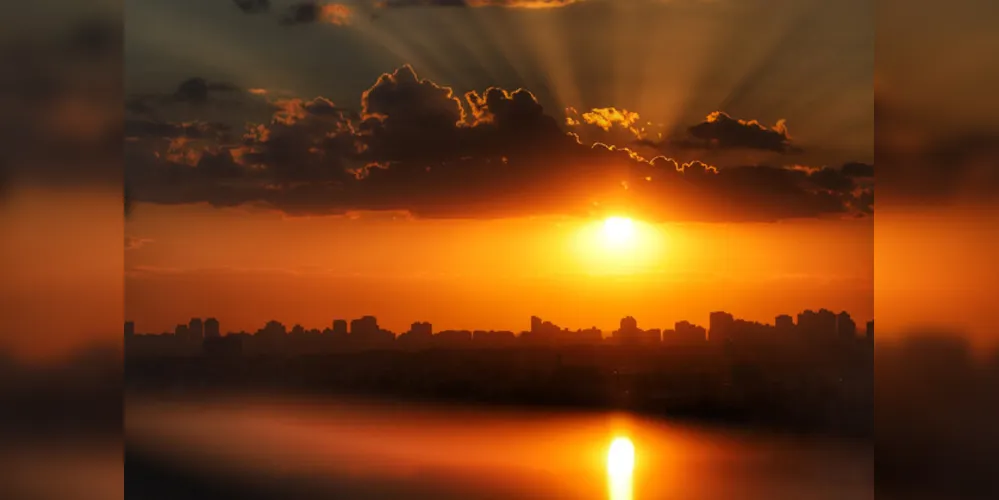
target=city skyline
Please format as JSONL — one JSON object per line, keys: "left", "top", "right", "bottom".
{"left": 125, "top": 307, "right": 873, "bottom": 343}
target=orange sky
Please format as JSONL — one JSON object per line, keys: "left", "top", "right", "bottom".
{"left": 124, "top": 201, "right": 873, "bottom": 336}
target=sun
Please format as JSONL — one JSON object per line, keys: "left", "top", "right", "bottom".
{"left": 607, "top": 436, "right": 635, "bottom": 477}
{"left": 602, "top": 217, "right": 637, "bottom": 248}
{"left": 571, "top": 215, "right": 666, "bottom": 275}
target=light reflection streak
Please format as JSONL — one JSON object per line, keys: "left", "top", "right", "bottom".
{"left": 607, "top": 436, "right": 635, "bottom": 500}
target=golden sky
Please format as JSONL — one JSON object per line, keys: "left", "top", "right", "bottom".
{"left": 124, "top": 201, "right": 873, "bottom": 335}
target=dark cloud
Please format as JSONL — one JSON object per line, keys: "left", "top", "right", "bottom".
{"left": 232, "top": 0, "right": 271, "bottom": 14}
{"left": 174, "top": 77, "right": 239, "bottom": 104}
{"left": 124, "top": 119, "right": 231, "bottom": 140}
{"left": 0, "top": 17, "right": 122, "bottom": 190}
{"left": 125, "top": 77, "right": 272, "bottom": 123}
{"left": 841, "top": 161, "right": 874, "bottom": 178}
{"left": 876, "top": 95, "right": 999, "bottom": 204}
{"left": 807, "top": 166, "right": 856, "bottom": 193}
{"left": 377, "top": 0, "right": 469, "bottom": 7}
{"left": 125, "top": 65, "right": 872, "bottom": 222}
{"left": 281, "top": 2, "right": 352, "bottom": 25}
{"left": 683, "top": 111, "right": 799, "bottom": 153}
{"left": 376, "top": 0, "right": 581, "bottom": 7}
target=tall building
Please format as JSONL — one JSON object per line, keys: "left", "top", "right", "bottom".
{"left": 709, "top": 311, "right": 735, "bottom": 343}
{"left": 674, "top": 321, "right": 707, "bottom": 343}
{"left": 410, "top": 322, "right": 432, "bottom": 337}
{"left": 174, "top": 324, "right": 189, "bottom": 342}
{"left": 836, "top": 311, "right": 857, "bottom": 338}
{"left": 775, "top": 314, "right": 794, "bottom": 331}
{"left": 332, "top": 319, "right": 348, "bottom": 336}
{"left": 188, "top": 318, "right": 204, "bottom": 342}
{"left": 124, "top": 321, "right": 135, "bottom": 338}
{"left": 530, "top": 316, "right": 543, "bottom": 334}
{"left": 257, "top": 320, "right": 287, "bottom": 338}
{"left": 204, "top": 318, "right": 221, "bottom": 339}
{"left": 619, "top": 316, "right": 638, "bottom": 332}
{"left": 350, "top": 316, "right": 379, "bottom": 338}
{"left": 798, "top": 309, "right": 837, "bottom": 337}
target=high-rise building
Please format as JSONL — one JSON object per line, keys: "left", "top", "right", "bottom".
{"left": 188, "top": 318, "right": 204, "bottom": 342}
{"left": 332, "top": 319, "right": 348, "bottom": 336}
{"left": 257, "top": 320, "right": 287, "bottom": 338}
{"left": 350, "top": 316, "right": 379, "bottom": 338}
{"left": 175, "top": 324, "right": 189, "bottom": 342}
{"left": 709, "top": 311, "right": 735, "bottom": 343}
{"left": 124, "top": 321, "right": 135, "bottom": 338}
{"left": 836, "top": 311, "right": 857, "bottom": 338}
{"left": 619, "top": 316, "right": 638, "bottom": 333}
{"left": 775, "top": 314, "right": 794, "bottom": 331}
{"left": 798, "top": 309, "right": 837, "bottom": 337}
{"left": 410, "top": 322, "right": 432, "bottom": 337}
{"left": 204, "top": 318, "right": 221, "bottom": 339}
{"left": 530, "top": 316, "right": 542, "bottom": 334}
{"left": 675, "top": 321, "right": 707, "bottom": 343}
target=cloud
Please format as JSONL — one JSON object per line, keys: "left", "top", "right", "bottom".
{"left": 672, "top": 111, "right": 799, "bottom": 153}
{"left": 174, "top": 77, "right": 240, "bottom": 104}
{"left": 567, "top": 107, "right": 645, "bottom": 138}
{"left": 841, "top": 161, "right": 874, "bottom": 178}
{"left": 232, "top": 0, "right": 270, "bottom": 14}
{"left": 376, "top": 0, "right": 582, "bottom": 8}
{"left": 124, "top": 120, "right": 231, "bottom": 140}
{"left": 281, "top": 2, "right": 353, "bottom": 25}
{"left": 125, "top": 65, "right": 872, "bottom": 222}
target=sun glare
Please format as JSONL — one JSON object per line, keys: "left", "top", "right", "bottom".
{"left": 573, "top": 216, "right": 666, "bottom": 275}
{"left": 607, "top": 436, "right": 635, "bottom": 500}
{"left": 602, "top": 217, "right": 637, "bottom": 248}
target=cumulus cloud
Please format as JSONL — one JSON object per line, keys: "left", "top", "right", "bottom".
{"left": 567, "top": 107, "right": 646, "bottom": 138}
{"left": 661, "top": 111, "right": 800, "bottom": 153}
{"left": 125, "top": 65, "right": 872, "bottom": 222}
{"left": 281, "top": 2, "right": 353, "bottom": 25}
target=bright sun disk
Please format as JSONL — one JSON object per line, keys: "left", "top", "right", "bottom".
{"left": 602, "top": 217, "right": 636, "bottom": 247}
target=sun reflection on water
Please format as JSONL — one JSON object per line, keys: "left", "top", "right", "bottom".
{"left": 607, "top": 437, "right": 635, "bottom": 500}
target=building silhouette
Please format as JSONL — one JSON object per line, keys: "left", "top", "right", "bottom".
{"left": 775, "top": 314, "right": 794, "bottom": 332}
{"left": 472, "top": 329, "right": 516, "bottom": 348}
{"left": 837, "top": 311, "right": 857, "bottom": 338}
{"left": 204, "top": 318, "right": 221, "bottom": 339}
{"left": 174, "top": 324, "right": 189, "bottom": 342}
{"left": 435, "top": 329, "right": 472, "bottom": 347}
{"left": 798, "top": 309, "right": 837, "bottom": 338}
{"left": 399, "top": 321, "right": 433, "bottom": 347}
{"left": 350, "top": 316, "right": 393, "bottom": 344}
{"left": 709, "top": 311, "right": 735, "bottom": 343}
{"left": 613, "top": 316, "right": 659, "bottom": 345}
{"left": 188, "top": 318, "right": 204, "bottom": 342}
{"left": 673, "top": 321, "right": 707, "bottom": 344}
{"left": 125, "top": 308, "right": 872, "bottom": 359}
{"left": 332, "top": 319, "right": 348, "bottom": 337}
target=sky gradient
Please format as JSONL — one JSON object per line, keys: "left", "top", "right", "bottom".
{"left": 121, "top": 0, "right": 874, "bottom": 336}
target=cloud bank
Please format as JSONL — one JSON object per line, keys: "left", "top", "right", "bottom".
{"left": 125, "top": 65, "right": 873, "bottom": 222}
